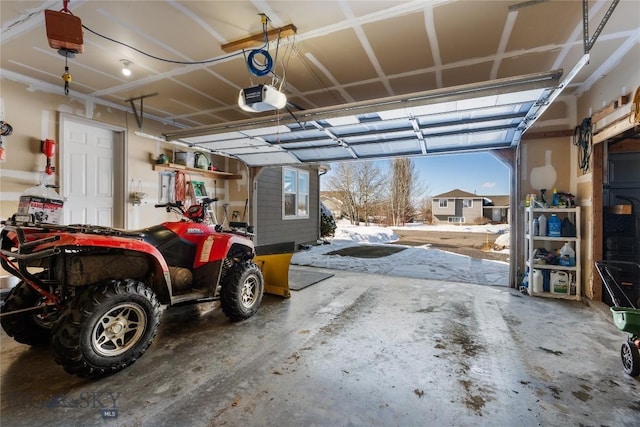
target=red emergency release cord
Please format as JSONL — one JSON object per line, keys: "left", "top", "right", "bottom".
{"left": 60, "top": 0, "right": 72, "bottom": 14}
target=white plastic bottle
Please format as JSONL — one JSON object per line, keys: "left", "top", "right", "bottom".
{"left": 559, "top": 242, "right": 576, "bottom": 266}
{"left": 538, "top": 214, "right": 547, "bottom": 237}
{"left": 551, "top": 271, "right": 569, "bottom": 293}
{"left": 532, "top": 269, "right": 544, "bottom": 293}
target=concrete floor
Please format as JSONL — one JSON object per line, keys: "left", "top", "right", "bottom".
{"left": 1, "top": 268, "right": 639, "bottom": 426}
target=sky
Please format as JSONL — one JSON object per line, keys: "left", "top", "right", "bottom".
{"left": 321, "top": 151, "right": 511, "bottom": 198}
{"left": 291, "top": 220, "right": 510, "bottom": 287}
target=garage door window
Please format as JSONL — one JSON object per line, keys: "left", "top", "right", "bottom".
{"left": 283, "top": 168, "right": 309, "bottom": 218}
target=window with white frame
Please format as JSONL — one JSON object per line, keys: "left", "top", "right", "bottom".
{"left": 439, "top": 199, "right": 448, "bottom": 208}
{"left": 463, "top": 199, "right": 473, "bottom": 208}
{"left": 283, "top": 168, "right": 309, "bottom": 218}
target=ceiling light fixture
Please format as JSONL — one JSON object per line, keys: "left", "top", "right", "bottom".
{"left": 120, "top": 59, "right": 132, "bottom": 77}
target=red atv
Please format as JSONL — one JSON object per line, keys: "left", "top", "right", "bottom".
{"left": 0, "top": 198, "right": 263, "bottom": 378}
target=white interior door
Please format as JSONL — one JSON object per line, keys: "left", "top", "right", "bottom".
{"left": 62, "top": 119, "right": 115, "bottom": 226}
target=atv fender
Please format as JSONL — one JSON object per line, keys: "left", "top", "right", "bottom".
{"left": 5, "top": 232, "right": 174, "bottom": 304}
{"left": 193, "top": 234, "right": 256, "bottom": 267}
{"left": 30, "top": 233, "right": 170, "bottom": 271}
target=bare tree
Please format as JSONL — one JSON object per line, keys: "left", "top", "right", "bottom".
{"left": 328, "top": 163, "right": 359, "bottom": 223}
{"left": 327, "top": 159, "right": 430, "bottom": 226}
{"left": 413, "top": 180, "right": 431, "bottom": 224}
{"left": 327, "top": 161, "right": 386, "bottom": 225}
{"left": 419, "top": 196, "right": 433, "bottom": 224}
{"left": 356, "top": 161, "right": 386, "bottom": 225}
{"left": 389, "top": 158, "right": 414, "bottom": 226}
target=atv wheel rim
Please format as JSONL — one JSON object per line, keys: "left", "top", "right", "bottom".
{"left": 240, "top": 275, "right": 258, "bottom": 309}
{"left": 92, "top": 303, "right": 147, "bottom": 357}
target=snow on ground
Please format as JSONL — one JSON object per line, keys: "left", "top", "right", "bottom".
{"left": 332, "top": 220, "right": 400, "bottom": 243}
{"left": 393, "top": 222, "right": 510, "bottom": 234}
{"left": 292, "top": 220, "right": 510, "bottom": 286}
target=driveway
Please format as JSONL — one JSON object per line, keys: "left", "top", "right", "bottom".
{"left": 292, "top": 242, "right": 509, "bottom": 287}
{"left": 1, "top": 268, "right": 638, "bottom": 426}
{"left": 392, "top": 228, "right": 509, "bottom": 262}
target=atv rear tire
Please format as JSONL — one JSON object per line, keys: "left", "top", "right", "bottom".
{"left": 1, "top": 280, "right": 58, "bottom": 346}
{"left": 51, "top": 279, "right": 161, "bottom": 379}
{"left": 220, "top": 261, "right": 264, "bottom": 321}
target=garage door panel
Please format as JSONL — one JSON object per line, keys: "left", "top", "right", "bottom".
{"left": 165, "top": 70, "right": 564, "bottom": 165}
{"left": 351, "top": 140, "right": 423, "bottom": 157}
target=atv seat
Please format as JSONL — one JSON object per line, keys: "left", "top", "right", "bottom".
{"left": 229, "top": 221, "right": 254, "bottom": 235}
{"left": 138, "top": 225, "right": 197, "bottom": 268}
{"left": 229, "top": 221, "right": 248, "bottom": 229}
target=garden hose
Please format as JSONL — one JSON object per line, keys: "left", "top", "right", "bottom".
{"left": 573, "top": 117, "right": 592, "bottom": 174}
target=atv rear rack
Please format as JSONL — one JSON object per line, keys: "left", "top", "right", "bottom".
{"left": 2, "top": 215, "right": 145, "bottom": 238}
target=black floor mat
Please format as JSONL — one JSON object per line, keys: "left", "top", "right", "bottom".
{"left": 325, "top": 245, "right": 406, "bottom": 258}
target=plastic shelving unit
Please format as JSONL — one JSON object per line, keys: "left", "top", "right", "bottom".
{"left": 524, "top": 206, "right": 581, "bottom": 300}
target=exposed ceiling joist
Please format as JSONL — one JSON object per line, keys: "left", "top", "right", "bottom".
{"left": 508, "top": 0, "right": 549, "bottom": 11}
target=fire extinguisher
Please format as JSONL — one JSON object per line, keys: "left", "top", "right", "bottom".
{"left": 41, "top": 138, "right": 56, "bottom": 175}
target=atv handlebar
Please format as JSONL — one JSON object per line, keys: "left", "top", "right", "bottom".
{"left": 154, "top": 201, "right": 183, "bottom": 210}
{"left": 154, "top": 198, "right": 220, "bottom": 220}
{"left": 200, "top": 197, "right": 218, "bottom": 205}
{"left": 154, "top": 197, "right": 218, "bottom": 211}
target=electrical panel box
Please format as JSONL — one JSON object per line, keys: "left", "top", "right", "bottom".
{"left": 45, "top": 10, "right": 84, "bottom": 53}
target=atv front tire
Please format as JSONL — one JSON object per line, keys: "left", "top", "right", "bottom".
{"left": 220, "top": 261, "right": 264, "bottom": 321}
{"left": 51, "top": 279, "right": 161, "bottom": 379}
{"left": 1, "top": 280, "right": 58, "bottom": 346}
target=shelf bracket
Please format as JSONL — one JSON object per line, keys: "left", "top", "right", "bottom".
{"left": 125, "top": 93, "right": 159, "bottom": 129}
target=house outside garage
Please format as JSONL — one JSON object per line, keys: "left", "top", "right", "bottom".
{"left": 483, "top": 195, "right": 510, "bottom": 223}
{"left": 432, "top": 189, "right": 485, "bottom": 224}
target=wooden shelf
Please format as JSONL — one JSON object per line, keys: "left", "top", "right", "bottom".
{"left": 153, "top": 163, "right": 241, "bottom": 180}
